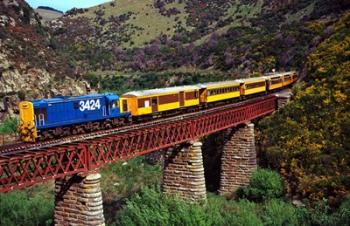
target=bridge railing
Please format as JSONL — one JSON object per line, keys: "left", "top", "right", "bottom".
{"left": 0, "top": 96, "right": 276, "bottom": 192}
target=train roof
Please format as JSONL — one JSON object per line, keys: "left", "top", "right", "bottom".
{"left": 265, "top": 71, "right": 297, "bottom": 76}
{"left": 236, "top": 77, "right": 266, "bottom": 83}
{"left": 122, "top": 71, "right": 296, "bottom": 97}
{"left": 31, "top": 93, "right": 118, "bottom": 104}
{"left": 122, "top": 85, "right": 200, "bottom": 97}
{"left": 199, "top": 80, "right": 240, "bottom": 88}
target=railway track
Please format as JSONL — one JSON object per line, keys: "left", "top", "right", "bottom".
{"left": 0, "top": 94, "right": 277, "bottom": 156}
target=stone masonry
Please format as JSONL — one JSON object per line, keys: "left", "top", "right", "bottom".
{"left": 218, "top": 123, "right": 257, "bottom": 196}
{"left": 54, "top": 173, "right": 105, "bottom": 226}
{"left": 276, "top": 91, "right": 293, "bottom": 109}
{"left": 162, "top": 141, "right": 207, "bottom": 202}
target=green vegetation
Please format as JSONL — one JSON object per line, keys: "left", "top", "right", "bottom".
{"left": 0, "top": 156, "right": 161, "bottom": 226}
{"left": 257, "top": 12, "right": 350, "bottom": 205}
{"left": 195, "top": 0, "right": 264, "bottom": 45}
{"left": 1, "top": 164, "right": 348, "bottom": 226}
{"left": 0, "top": 117, "right": 19, "bottom": 134}
{"left": 76, "top": 0, "right": 190, "bottom": 47}
{"left": 101, "top": 156, "right": 162, "bottom": 201}
{"left": 237, "top": 169, "right": 283, "bottom": 202}
{"left": 116, "top": 188, "right": 263, "bottom": 226}
{"left": 115, "top": 169, "right": 350, "bottom": 226}
{"left": 0, "top": 185, "right": 54, "bottom": 226}
{"left": 85, "top": 70, "right": 233, "bottom": 94}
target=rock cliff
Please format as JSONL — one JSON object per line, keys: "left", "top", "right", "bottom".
{"left": 0, "top": 0, "right": 90, "bottom": 119}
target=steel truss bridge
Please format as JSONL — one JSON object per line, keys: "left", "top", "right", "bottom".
{"left": 0, "top": 95, "right": 277, "bottom": 192}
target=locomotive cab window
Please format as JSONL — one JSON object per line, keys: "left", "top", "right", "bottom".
{"left": 112, "top": 100, "right": 119, "bottom": 109}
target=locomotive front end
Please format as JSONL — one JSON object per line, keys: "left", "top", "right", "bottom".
{"left": 18, "top": 101, "right": 37, "bottom": 142}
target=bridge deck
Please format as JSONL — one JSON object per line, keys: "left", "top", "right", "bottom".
{"left": 0, "top": 95, "right": 277, "bottom": 192}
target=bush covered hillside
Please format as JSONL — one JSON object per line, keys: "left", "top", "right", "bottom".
{"left": 50, "top": 0, "right": 349, "bottom": 73}
{"left": 257, "top": 12, "right": 350, "bottom": 206}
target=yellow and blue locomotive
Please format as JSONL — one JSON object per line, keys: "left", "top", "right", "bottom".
{"left": 18, "top": 94, "right": 130, "bottom": 142}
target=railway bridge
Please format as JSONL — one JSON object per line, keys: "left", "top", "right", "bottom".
{"left": 0, "top": 92, "right": 291, "bottom": 226}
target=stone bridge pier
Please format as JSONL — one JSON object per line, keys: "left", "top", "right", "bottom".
{"left": 53, "top": 123, "right": 258, "bottom": 225}
{"left": 162, "top": 141, "right": 207, "bottom": 202}
{"left": 54, "top": 173, "right": 105, "bottom": 226}
{"left": 218, "top": 123, "right": 257, "bottom": 196}
{"left": 162, "top": 122, "right": 257, "bottom": 200}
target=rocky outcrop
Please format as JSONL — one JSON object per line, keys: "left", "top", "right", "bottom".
{"left": 0, "top": 0, "right": 91, "bottom": 120}
{"left": 0, "top": 49, "right": 87, "bottom": 97}
{"left": 0, "top": 48, "right": 89, "bottom": 119}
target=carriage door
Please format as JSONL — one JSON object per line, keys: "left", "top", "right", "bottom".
{"left": 122, "top": 100, "right": 128, "bottom": 112}
{"left": 179, "top": 91, "right": 184, "bottom": 107}
{"left": 199, "top": 88, "right": 206, "bottom": 103}
{"left": 151, "top": 97, "right": 158, "bottom": 113}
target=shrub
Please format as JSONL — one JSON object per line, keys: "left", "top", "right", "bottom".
{"left": 256, "top": 13, "right": 350, "bottom": 204}
{"left": 226, "top": 200, "right": 263, "bottom": 226}
{"left": 101, "top": 156, "right": 162, "bottom": 201}
{"left": 0, "top": 117, "right": 19, "bottom": 134}
{"left": 237, "top": 169, "right": 283, "bottom": 202}
{"left": 116, "top": 188, "right": 205, "bottom": 226}
{"left": 261, "top": 199, "right": 299, "bottom": 226}
{"left": 116, "top": 188, "right": 263, "bottom": 226}
{"left": 0, "top": 190, "right": 53, "bottom": 226}
{"left": 334, "top": 197, "right": 350, "bottom": 226}
{"left": 303, "top": 198, "right": 350, "bottom": 226}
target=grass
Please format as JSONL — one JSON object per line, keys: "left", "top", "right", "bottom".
{"left": 35, "top": 8, "right": 63, "bottom": 23}
{"left": 100, "top": 156, "right": 163, "bottom": 225}
{"left": 0, "top": 156, "right": 162, "bottom": 226}
{"left": 100, "top": 156, "right": 162, "bottom": 202}
{"left": 0, "top": 183, "right": 54, "bottom": 226}
{"left": 72, "top": 0, "right": 266, "bottom": 47}
{"left": 75, "top": 0, "right": 191, "bottom": 47}
{"left": 194, "top": 0, "right": 264, "bottom": 46}
{"left": 285, "top": 2, "right": 316, "bottom": 24}
{"left": 115, "top": 188, "right": 305, "bottom": 226}
{"left": 0, "top": 117, "right": 19, "bottom": 135}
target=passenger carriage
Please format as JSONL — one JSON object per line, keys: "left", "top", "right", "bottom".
{"left": 282, "top": 72, "right": 294, "bottom": 86}
{"left": 264, "top": 74, "right": 284, "bottom": 91}
{"left": 237, "top": 77, "right": 267, "bottom": 96}
{"left": 120, "top": 85, "right": 200, "bottom": 118}
{"left": 199, "top": 81, "right": 241, "bottom": 104}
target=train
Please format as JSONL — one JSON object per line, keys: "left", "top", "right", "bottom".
{"left": 18, "top": 71, "right": 297, "bottom": 142}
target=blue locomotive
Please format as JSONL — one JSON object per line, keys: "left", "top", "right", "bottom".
{"left": 18, "top": 93, "right": 130, "bottom": 142}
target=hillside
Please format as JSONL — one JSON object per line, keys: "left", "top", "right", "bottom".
{"left": 0, "top": 0, "right": 89, "bottom": 120}
{"left": 257, "top": 11, "right": 350, "bottom": 205}
{"left": 50, "top": 0, "right": 349, "bottom": 74}
{"left": 35, "top": 7, "right": 63, "bottom": 23}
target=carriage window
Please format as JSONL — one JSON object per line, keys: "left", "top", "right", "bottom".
{"left": 143, "top": 100, "right": 149, "bottom": 107}
{"left": 194, "top": 91, "right": 198, "bottom": 98}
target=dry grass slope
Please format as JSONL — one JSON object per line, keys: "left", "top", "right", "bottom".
{"left": 73, "top": 0, "right": 191, "bottom": 47}
{"left": 35, "top": 8, "right": 63, "bottom": 23}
